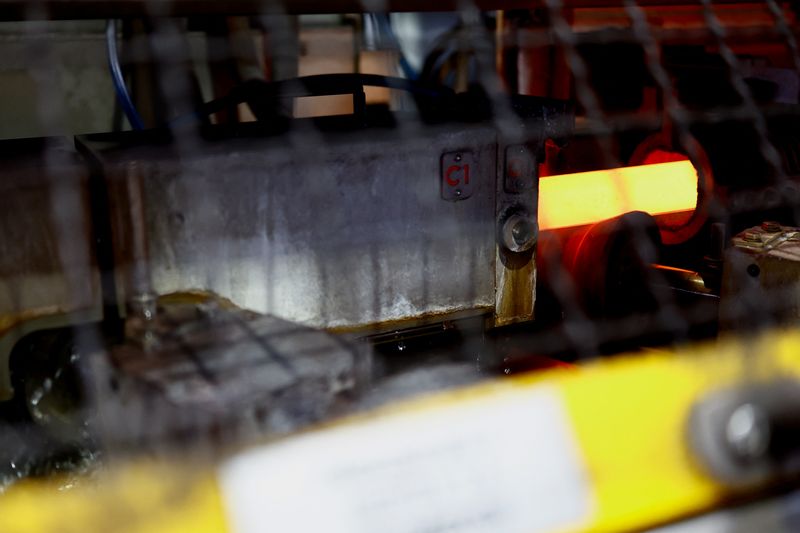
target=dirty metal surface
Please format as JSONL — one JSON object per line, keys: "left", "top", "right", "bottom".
{"left": 84, "top": 124, "right": 509, "bottom": 330}
{"left": 0, "top": 138, "right": 101, "bottom": 401}
{"left": 721, "top": 223, "right": 800, "bottom": 330}
{"left": 90, "top": 301, "right": 371, "bottom": 450}
{"left": 494, "top": 140, "right": 539, "bottom": 327}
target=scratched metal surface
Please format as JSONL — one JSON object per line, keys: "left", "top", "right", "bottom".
{"left": 86, "top": 125, "right": 502, "bottom": 329}
{"left": 89, "top": 304, "right": 371, "bottom": 450}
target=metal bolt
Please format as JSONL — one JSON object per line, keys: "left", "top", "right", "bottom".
{"left": 743, "top": 231, "right": 762, "bottom": 243}
{"left": 761, "top": 221, "right": 782, "bottom": 233}
{"left": 454, "top": 153, "right": 462, "bottom": 162}
{"left": 455, "top": 189, "right": 462, "bottom": 197}
{"left": 501, "top": 214, "right": 537, "bottom": 253}
{"left": 725, "top": 403, "right": 771, "bottom": 462}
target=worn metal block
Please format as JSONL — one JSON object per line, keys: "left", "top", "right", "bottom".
{"left": 80, "top": 109, "right": 569, "bottom": 332}
{"left": 88, "top": 302, "right": 371, "bottom": 448}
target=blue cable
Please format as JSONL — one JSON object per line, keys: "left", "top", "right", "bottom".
{"left": 367, "top": 14, "right": 418, "bottom": 81}
{"left": 106, "top": 20, "right": 145, "bottom": 130}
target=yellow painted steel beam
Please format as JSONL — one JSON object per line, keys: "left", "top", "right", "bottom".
{"left": 0, "top": 466, "right": 227, "bottom": 533}
{"left": 1, "top": 328, "right": 797, "bottom": 533}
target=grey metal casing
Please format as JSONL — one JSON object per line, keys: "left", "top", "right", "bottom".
{"left": 84, "top": 121, "right": 547, "bottom": 331}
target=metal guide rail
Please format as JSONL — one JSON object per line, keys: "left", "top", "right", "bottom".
{"left": 2, "top": 327, "right": 800, "bottom": 533}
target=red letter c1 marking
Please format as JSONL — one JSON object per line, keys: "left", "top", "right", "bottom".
{"left": 446, "top": 164, "right": 470, "bottom": 187}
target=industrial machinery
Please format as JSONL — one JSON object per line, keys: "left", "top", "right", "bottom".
{"left": 0, "top": 1, "right": 800, "bottom": 532}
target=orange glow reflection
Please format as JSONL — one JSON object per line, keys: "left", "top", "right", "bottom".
{"left": 538, "top": 160, "right": 699, "bottom": 231}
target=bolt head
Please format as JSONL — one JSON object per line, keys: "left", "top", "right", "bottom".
{"left": 725, "top": 403, "right": 771, "bottom": 462}
{"left": 502, "top": 214, "right": 537, "bottom": 253}
{"left": 512, "top": 219, "right": 533, "bottom": 246}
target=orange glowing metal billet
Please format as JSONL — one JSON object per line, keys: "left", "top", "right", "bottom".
{"left": 538, "top": 160, "right": 699, "bottom": 231}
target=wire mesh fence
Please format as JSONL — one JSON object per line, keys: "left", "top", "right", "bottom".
{"left": 0, "top": 0, "right": 798, "bottom": 514}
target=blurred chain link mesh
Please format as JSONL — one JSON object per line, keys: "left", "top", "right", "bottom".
{"left": 0, "top": 3, "right": 798, "bottom": 528}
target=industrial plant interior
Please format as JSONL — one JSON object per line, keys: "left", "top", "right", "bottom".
{"left": 1, "top": 0, "right": 800, "bottom": 531}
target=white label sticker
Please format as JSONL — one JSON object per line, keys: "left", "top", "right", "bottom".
{"left": 219, "top": 386, "right": 593, "bottom": 533}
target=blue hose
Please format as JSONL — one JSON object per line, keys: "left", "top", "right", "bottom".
{"left": 106, "top": 20, "right": 145, "bottom": 130}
